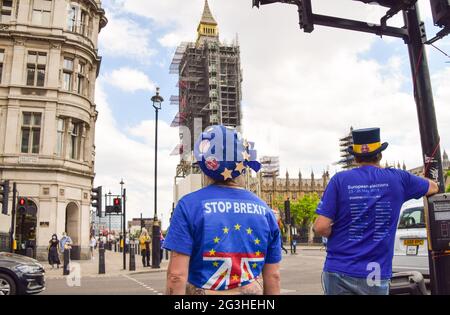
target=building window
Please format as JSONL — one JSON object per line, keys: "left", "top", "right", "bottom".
{"left": 26, "top": 51, "right": 47, "bottom": 87}
{"left": 62, "top": 58, "right": 73, "bottom": 91}
{"left": 67, "top": 4, "right": 77, "bottom": 32}
{"left": 69, "top": 121, "right": 81, "bottom": 159}
{"left": 56, "top": 118, "right": 64, "bottom": 156}
{"left": 0, "top": 49, "right": 4, "bottom": 83}
{"left": 32, "top": 0, "right": 52, "bottom": 26}
{"left": 77, "top": 61, "right": 86, "bottom": 95}
{"left": 0, "top": 0, "right": 12, "bottom": 23}
{"left": 21, "top": 112, "right": 41, "bottom": 154}
{"left": 67, "top": 4, "right": 90, "bottom": 36}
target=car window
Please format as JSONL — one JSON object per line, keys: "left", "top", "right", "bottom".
{"left": 398, "top": 207, "right": 425, "bottom": 229}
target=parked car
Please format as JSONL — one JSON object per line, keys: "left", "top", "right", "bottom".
{"left": 392, "top": 199, "right": 429, "bottom": 277}
{"left": 0, "top": 252, "right": 45, "bottom": 295}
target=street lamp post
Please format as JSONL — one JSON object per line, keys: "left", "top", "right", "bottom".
{"left": 151, "top": 87, "right": 164, "bottom": 268}
{"left": 120, "top": 179, "right": 126, "bottom": 270}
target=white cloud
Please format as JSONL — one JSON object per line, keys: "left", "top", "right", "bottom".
{"left": 98, "top": 13, "right": 156, "bottom": 62}
{"left": 103, "top": 67, "right": 156, "bottom": 92}
{"left": 96, "top": 0, "right": 450, "bottom": 223}
{"left": 94, "top": 79, "right": 180, "bottom": 230}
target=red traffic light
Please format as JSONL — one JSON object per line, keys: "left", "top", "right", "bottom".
{"left": 19, "top": 198, "right": 26, "bottom": 206}
{"left": 114, "top": 198, "right": 120, "bottom": 205}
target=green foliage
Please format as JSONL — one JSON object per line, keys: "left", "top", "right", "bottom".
{"left": 292, "top": 193, "right": 320, "bottom": 226}
{"left": 446, "top": 171, "right": 450, "bottom": 193}
{"left": 274, "top": 193, "right": 320, "bottom": 226}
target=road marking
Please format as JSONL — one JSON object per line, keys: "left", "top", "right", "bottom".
{"left": 122, "top": 274, "right": 162, "bottom": 295}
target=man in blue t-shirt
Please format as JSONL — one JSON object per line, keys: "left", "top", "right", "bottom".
{"left": 314, "top": 128, "right": 439, "bottom": 295}
{"left": 164, "top": 125, "right": 282, "bottom": 295}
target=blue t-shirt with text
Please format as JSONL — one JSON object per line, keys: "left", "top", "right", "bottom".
{"left": 316, "top": 166, "right": 429, "bottom": 279}
{"left": 164, "top": 185, "right": 282, "bottom": 290}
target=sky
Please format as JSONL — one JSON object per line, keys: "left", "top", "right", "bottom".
{"left": 94, "top": 0, "right": 450, "bottom": 230}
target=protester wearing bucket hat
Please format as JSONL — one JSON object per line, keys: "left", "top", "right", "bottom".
{"left": 164, "top": 125, "right": 282, "bottom": 295}
{"left": 313, "top": 127, "right": 438, "bottom": 295}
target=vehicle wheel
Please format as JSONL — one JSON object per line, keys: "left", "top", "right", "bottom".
{"left": 0, "top": 273, "right": 16, "bottom": 295}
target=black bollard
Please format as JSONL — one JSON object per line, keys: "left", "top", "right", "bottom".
{"left": 99, "top": 243, "right": 105, "bottom": 274}
{"left": 25, "top": 247, "right": 33, "bottom": 258}
{"left": 63, "top": 249, "right": 70, "bottom": 276}
{"left": 165, "top": 249, "right": 169, "bottom": 260}
{"left": 114, "top": 241, "right": 117, "bottom": 252}
{"left": 129, "top": 243, "right": 136, "bottom": 271}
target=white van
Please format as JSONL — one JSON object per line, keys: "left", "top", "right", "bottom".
{"left": 392, "top": 199, "right": 429, "bottom": 277}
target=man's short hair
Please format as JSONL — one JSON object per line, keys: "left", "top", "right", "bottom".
{"left": 355, "top": 153, "right": 382, "bottom": 164}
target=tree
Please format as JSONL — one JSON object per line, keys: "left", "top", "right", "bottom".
{"left": 446, "top": 171, "right": 450, "bottom": 193}
{"left": 292, "top": 193, "right": 320, "bottom": 244}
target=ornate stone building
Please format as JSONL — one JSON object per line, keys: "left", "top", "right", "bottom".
{"left": 0, "top": 0, "right": 107, "bottom": 260}
{"left": 257, "top": 170, "right": 330, "bottom": 208}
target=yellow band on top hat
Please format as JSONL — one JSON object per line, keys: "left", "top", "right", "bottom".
{"left": 353, "top": 142, "right": 381, "bottom": 154}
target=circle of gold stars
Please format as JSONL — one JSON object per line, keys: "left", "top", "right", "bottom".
{"left": 209, "top": 223, "right": 262, "bottom": 270}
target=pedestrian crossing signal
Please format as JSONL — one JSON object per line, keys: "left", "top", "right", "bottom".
{"left": 17, "top": 197, "right": 27, "bottom": 214}
{"left": 113, "top": 198, "right": 122, "bottom": 213}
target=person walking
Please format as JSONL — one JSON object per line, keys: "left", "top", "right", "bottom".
{"left": 139, "top": 229, "right": 151, "bottom": 267}
{"left": 48, "top": 234, "right": 61, "bottom": 269}
{"left": 60, "top": 232, "right": 72, "bottom": 275}
{"left": 281, "top": 240, "right": 288, "bottom": 254}
{"left": 59, "top": 232, "right": 72, "bottom": 254}
{"left": 160, "top": 232, "right": 165, "bottom": 263}
{"left": 164, "top": 125, "right": 282, "bottom": 295}
{"left": 290, "top": 238, "right": 297, "bottom": 255}
{"left": 314, "top": 127, "right": 439, "bottom": 295}
{"left": 90, "top": 235, "right": 97, "bottom": 259}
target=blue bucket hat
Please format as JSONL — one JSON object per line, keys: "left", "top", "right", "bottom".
{"left": 194, "top": 125, "right": 261, "bottom": 181}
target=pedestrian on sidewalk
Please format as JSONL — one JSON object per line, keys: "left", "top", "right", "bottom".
{"left": 90, "top": 235, "right": 97, "bottom": 259}
{"left": 60, "top": 232, "right": 72, "bottom": 254}
{"left": 160, "top": 232, "right": 165, "bottom": 263}
{"left": 164, "top": 125, "right": 282, "bottom": 295}
{"left": 47, "top": 234, "right": 61, "bottom": 269}
{"left": 290, "top": 238, "right": 297, "bottom": 255}
{"left": 313, "top": 127, "right": 439, "bottom": 295}
{"left": 139, "top": 228, "right": 151, "bottom": 267}
{"left": 281, "top": 241, "right": 288, "bottom": 255}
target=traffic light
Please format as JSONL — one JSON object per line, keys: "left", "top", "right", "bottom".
{"left": 253, "top": 0, "right": 314, "bottom": 33}
{"left": 17, "top": 197, "right": 27, "bottom": 214}
{"left": 298, "top": 0, "right": 314, "bottom": 33}
{"left": 91, "top": 186, "right": 102, "bottom": 217}
{"left": 113, "top": 197, "right": 122, "bottom": 213}
{"left": 430, "top": 0, "right": 450, "bottom": 28}
{"left": 0, "top": 180, "right": 9, "bottom": 215}
{"left": 284, "top": 199, "right": 291, "bottom": 225}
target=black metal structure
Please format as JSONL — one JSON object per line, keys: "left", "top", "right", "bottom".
{"left": 9, "top": 183, "right": 16, "bottom": 253}
{"left": 253, "top": 0, "right": 449, "bottom": 294}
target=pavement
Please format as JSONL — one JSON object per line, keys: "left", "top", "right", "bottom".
{"left": 40, "top": 246, "right": 326, "bottom": 295}
{"left": 44, "top": 248, "right": 169, "bottom": 280}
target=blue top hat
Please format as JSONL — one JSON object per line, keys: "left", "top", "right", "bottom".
{"left": 194, "top": 125, "right": 261, "bottom": 181}
{"left": 347, "top": 127, "right": 388, "bottom": 157}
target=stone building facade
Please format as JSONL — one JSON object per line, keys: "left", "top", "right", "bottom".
{"left": 257, "top": 170, "right": 330, "bottom": 208}
{"left": 0, "top": 0, "right": 107, "bottom": 260}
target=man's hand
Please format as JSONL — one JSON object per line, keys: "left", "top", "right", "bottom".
{"left": 313, "top": 215, "right": 333, "bottom": 238}
{"left": 426, "top": 179, "right": 439, "bottom": 197}
{"left": 165, "top": 251, "right": 190, "bottom": 295}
